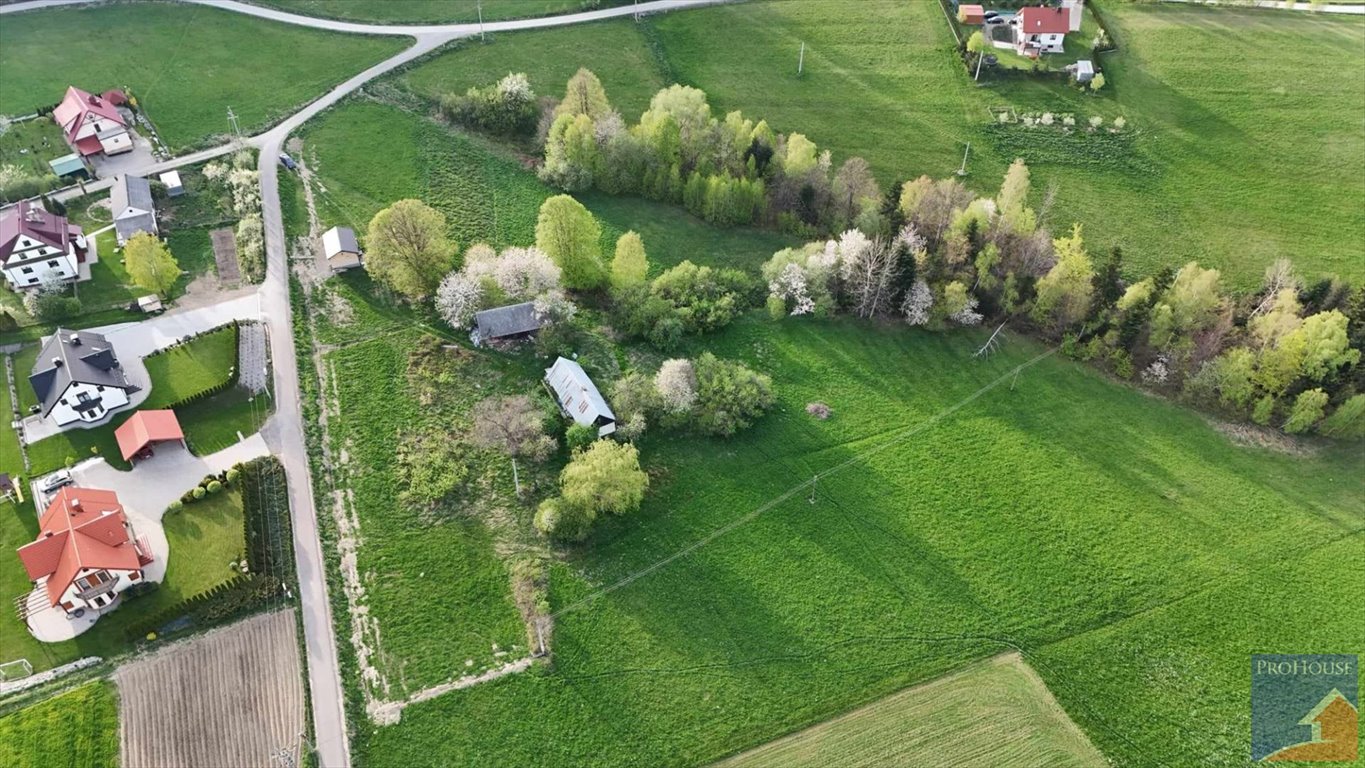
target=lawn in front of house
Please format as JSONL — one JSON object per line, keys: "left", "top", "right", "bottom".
{"left": 0, "top": 116, "right": 69, "bottom": 179}
{"left": 0, "top": 681, "right": 119, "bottom": 767}
{"left": 0, "top": 2, "right": 409, "bottom": 150}
{"left": 140, "top": 324, "right": 238, "bottom": 408}
{"left": 0, "top": 490, "right": 246, "bottom": 673}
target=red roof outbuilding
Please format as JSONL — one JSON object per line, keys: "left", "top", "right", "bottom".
{"left": 115, "top": 409, "right": 185, "bottom": 461}
{"left": 17, "top": 487, "right": 142, "bottom": 606}
{"left": 1018, "top": 6, "right": 1071, "bottom": 35}
{"left": 959, "top": 4, "right": 985, "bottom": 24}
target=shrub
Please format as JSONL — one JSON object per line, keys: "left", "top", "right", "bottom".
{"left": 565, "top": 423, "right": 597, "bottom": 452}
{"left": 440, "top": 73, "right": 539, "bottom": 137}
{"left": 806, "top": 402, "right": 831, "bottom": 420}
{"left": 1252, "top": 395, "right": 1276, "bottom": 426}
{"left": 207, "top": 480, "right": 223, "bottom": 494}
{"left": 192, "top": 486, "right": 207, "bottom": 500}
{"left": 693, "top": 353, "right": 775, "bottom": 436}
{"left": 559, "top": 441, "right": 648, "bottom": 518}
{"left": 1319, "top": 394, "right": 1365, "bottom": 439}
{"left": 167, "top": 499, "right": 184, "bottom": 513}
{"left": 226, "top": 468, "right": 240, "bottom": 484}
{"left": 534, "top": 497, "right": 595, "bottom": 542}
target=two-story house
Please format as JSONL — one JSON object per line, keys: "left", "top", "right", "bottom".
{"left": 0, "top": 200, "right": 87, "bottom": 289}
{"left": 17, "top": 486, "right": 153, "bottom": 616}
{"left": 52, "top": 86, "right": 132, "bottom": 157}
{"left": 29, "top": 328, "right": 139, "bottom": 427}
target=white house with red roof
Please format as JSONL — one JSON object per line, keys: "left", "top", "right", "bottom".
{"left": 52, "top": 86, "right": 132, "bottom": 157}
{"left": 16, "top": 486, "right": 153, "bottom": 617}
{"left": 0, "top": 199, "right": 87, "bottom": 289}
{"left": 1015, "top": 6, "right": 1071, "bottom": 56}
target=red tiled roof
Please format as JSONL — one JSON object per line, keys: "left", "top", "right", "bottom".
{"left": 53, "top": 86, "right": 126, "bottom": 144}
{"left": 116, "top": 410, "right": 185, "bottom": 461}
{"left": 0, "top": 200, "right": 78, "bottom": 265}
{"left": 1019, "top": 6, "right": 1070, "bottom": 35}
{"left": 17, "top": 487, "right": 138, "bottom": 606}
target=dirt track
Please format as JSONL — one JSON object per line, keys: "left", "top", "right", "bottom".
{"left": 116, "top": 610, "right": 306, "bottom": 768}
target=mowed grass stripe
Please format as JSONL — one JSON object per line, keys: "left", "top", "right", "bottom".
{"left": 716, "top": 653, "right": 1106, "bottom": 768}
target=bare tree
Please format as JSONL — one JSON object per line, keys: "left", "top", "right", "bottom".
{"left": 471, "top": 395, "right": 554, "bottom": 497}
{"left": 843, "top": 236, "right": 897, "bottom": 318}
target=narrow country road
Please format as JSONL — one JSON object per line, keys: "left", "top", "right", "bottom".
{"left": 1, "top": 1, "right": 735, "bottom": 766}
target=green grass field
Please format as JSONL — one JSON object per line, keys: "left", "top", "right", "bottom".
{"left": 250, "top": 0, "right": 630, "bottom": 24}
{"left": 349, "top": 316, "right": 1360, "bottom": 767}
{"left": 388, "top": 0, "right": 1365, "bottom": 287}
{"left": 0, "top": 2, "right": 408, "bottom": 150}
{"left": 0, "top": 116, "right": 67, "bottom": 178}
{"left": 141, "top": 324, "right": 238, "bottom": 408}
{"left": 1, "top": 490, "right": 245, "bottom": 673}
{"left": 0, "top": 681, "right": 119, "bottom": 768}
{"left": 718, "top": 653, "right": 1106, "bottom": 768}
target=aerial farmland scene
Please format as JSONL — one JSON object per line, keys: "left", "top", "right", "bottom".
{"left": 0, "top": 0, "right": 1361, "bottom": 766}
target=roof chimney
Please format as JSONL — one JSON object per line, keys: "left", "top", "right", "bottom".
{"left": 52, "top": 357, "right": 63, "bottom": 367}
{"left": 71, "top": 499, "right": 82, "bottom": 510}
{"left": 69, "top": 334, "right": 81, "bottom": 346}
{"left": 88, "top": 94, "right": 99, "bottom": 105}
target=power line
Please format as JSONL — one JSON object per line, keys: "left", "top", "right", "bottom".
{"left": 550, "top": 345, "right": 1058, "bottom": 620}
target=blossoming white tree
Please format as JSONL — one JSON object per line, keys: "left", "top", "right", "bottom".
{"left": 655, "top": 358, "right": 698, "bottom": 414}
{"left": 902, "top": 279, "right": 933, "bottom": 326}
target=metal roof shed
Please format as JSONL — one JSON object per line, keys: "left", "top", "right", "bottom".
{"left": 545, "top": 356, "right": 616, "bottom": 436}
{"left": 159, "top": 170, "right": 184, "bottom": 196}
{"left": 473, "top": 302, "right": 543, "bottom": 346}
{"left": 48, "top": 153, "right": 86, "bottom": 177}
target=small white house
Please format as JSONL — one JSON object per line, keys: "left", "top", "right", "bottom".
{"left": 17, "top": 487, "right": 152, "bottom": 617}
{"left": 29, "top": 328, "right": 138, "bottom": 427}
{"left": 322, "top": 226, "right": 363, "bottom": 272}
{"left": 545, "top": 356, "right": 616, "bottom": 437}
{"left": 159, "top": 170, "right": 185, "bottom": 197}
{"left": 0, "top": 200, "right": 86, "bottom": 289}
{"left": 111, "top": 174, "right": 158, "bottom": 245}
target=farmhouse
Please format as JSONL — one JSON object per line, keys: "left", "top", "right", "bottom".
{"left": 473, "top": 302, "right": 543, "bottom": 346}
{"left": 0, "top": 200, "right": 87, "bottom": 289}
{"left": 53, "top": 86, "right": 133, "bottom": 157}
{"left": 111, "top": 174, "right": 158, "bottom": 245}
{"left": 545, "top": 356, "right": 616, "bottom": 436}
{"left": 321, "top": 225, "right": 362, "bottom": 271}
{"left": 29, "top": 328, "right": 138, "bottom": 427}
{"left": 1015, "top": 6, "right": 1071, "bottom": 56}
{"left": 16, "top": 486, "right": 153, "bottom": 616}
{"left": 115, "top": 409, "right": 186, "bottom": 463}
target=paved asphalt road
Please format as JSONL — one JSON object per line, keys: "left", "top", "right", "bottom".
{"left": 1, "top": 1, "right": 736, "bottom": 765}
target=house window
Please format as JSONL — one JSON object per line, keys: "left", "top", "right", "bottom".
{"left": 21, "top": 266, "right": 32, "bottom": 274}
{"left": 578, "top": 401, "right": 589, "bottom": 414}
{"left": 77, "top": 570, "right": 112, "bottom": 591}
{"left": 47, "top": 260, "right": 59, "bottom": 268}
{"left": 77, "top": 391, "right": 92, "bottom": 403}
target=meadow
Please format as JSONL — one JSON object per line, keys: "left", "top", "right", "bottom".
{"left": 0, "top": 681, "right": 119, "bottom": 768}
{"left": 389, "top": 0, "right": 1365, "bottom": 287}
{"left": 0, "top": 2, "right": 408, "bottom": 150}
{"left": 347, "top": 315, "right": 1361, "bottom": 767}
{"left": 250, "top": 0, "right": 629, "bottom": 24}
{"left": 719, "top": 653, "right": 1106, "bottom": 768}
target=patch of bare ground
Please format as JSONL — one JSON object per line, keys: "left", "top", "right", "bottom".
{"left": 115, "top": 610, "right": 305, "bottom": 768}
{"left": 1206, "top": 417, "right": 1320, "bottom": 457}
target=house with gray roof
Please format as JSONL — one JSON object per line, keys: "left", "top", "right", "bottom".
{"left": 29, "top": 328, "right": 138, "bottom": 427}
{"left": 110, "top": 174, "right": 157, "bottom": 245}
{"left": 321, "top": 226, "right": 362, "bottom": 272}
{"left": 545, "top": 356, "right": 616, "bottom": 437}
{"left": 473, "top": 302, "right": 543, "bottom": 346}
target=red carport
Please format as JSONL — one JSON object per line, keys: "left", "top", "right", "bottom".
{"left": 116, "top": 409, "right": 186, "bottom": 463}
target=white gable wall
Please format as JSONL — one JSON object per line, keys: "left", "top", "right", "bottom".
{"left": 2, "top": 235, "right": 78, "bottom": 288}
{"left": 56, "top": 566, "right": 141, "bottom": 613}
{"left": 48, "top": 381, "right": 130, "bottom": 426}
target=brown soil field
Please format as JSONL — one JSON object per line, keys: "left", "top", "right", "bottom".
{"left": 116, "top": 610, "right": 306, "bottom": 768}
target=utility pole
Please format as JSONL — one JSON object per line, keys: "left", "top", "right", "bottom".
{"left": 633, "top": 0, "right": 640, "bottom": 22}
{"left": 478, "top": 1, "right": 485, "bottom": 41}
{"left": 974, "top": 49, "right": 985, "bottom": 81}
{"left": 808, "top": 474, "right": 818, "bottom": 505}
{"left": 226, "top": 106, "right": 240, "bottom": 138}
{"left": 798, "top": 41, "right": 806, "bottom": 75}
{"left": 511, "top": 457, "right": 520, "bottom": 498}
{"left": 957, "top": 141, "right": 971, "bottom": 176}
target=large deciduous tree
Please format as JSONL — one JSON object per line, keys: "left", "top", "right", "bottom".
{"left": 559, "top": 440, "right": 648, "bottom": 518}
{"left": 535, "top": 195, "right": 605, "bottom": 290}
{"left": 366, "top": 199, "right": 456, "bottom": 300}
{"left": 554, "top": 68, "right": 612, "bottom": 121}
{"left": 1032, "top": 224, "right": 1094, "bottom": 331}
{"left": 470, "top": 395, "right": 553, "bottom": 496}
{"left": 123, "top": 232, "right": 181, "bottom": 295}
{"left": 611, "top": 231, "right": 648, "bottom": 290}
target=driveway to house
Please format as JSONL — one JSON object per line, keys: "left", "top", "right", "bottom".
{"left": 2, "top": 1, "right": 736, "bottom": 765}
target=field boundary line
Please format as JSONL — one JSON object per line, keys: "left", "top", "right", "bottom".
{"left": 551, "top": 346, "right": 1059, "bottom": 620}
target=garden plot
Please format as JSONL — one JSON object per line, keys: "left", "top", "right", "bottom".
{"left": 115, "top": 609, "right": 305, "bottom": 768}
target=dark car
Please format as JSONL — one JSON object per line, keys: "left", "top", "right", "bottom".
{"left": 279, "top": 153, "right": 298, "bottom": 171}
